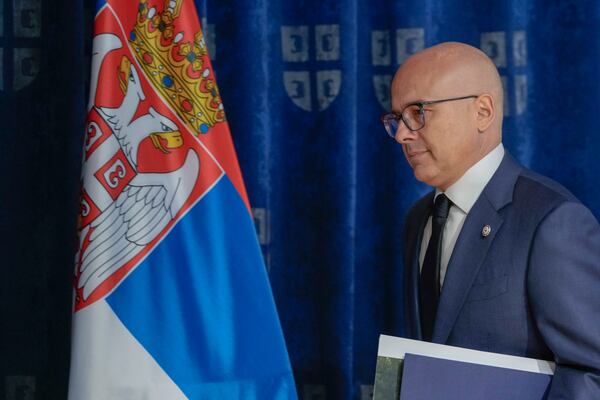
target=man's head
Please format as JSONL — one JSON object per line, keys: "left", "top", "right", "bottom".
{"left": 389, "top": 42, "right": 503, "bottom": 190}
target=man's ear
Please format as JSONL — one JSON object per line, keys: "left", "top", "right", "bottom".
{"left": 475, "top": 94, "right": 495, "bottom": 132}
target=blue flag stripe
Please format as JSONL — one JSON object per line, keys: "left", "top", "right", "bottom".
{"left": 107, "top": 176, "right": 295, "bottom": 398}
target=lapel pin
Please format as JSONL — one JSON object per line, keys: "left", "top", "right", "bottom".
{"left": 482, "top": 225, "right": 492, "bottom": 237}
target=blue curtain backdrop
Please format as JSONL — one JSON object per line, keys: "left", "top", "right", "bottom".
{"left": 1, "top": 0, "right": 600, "bottom": 399}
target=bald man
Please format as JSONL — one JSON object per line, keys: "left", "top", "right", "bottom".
{"left": 382, "top": 42, "right": 600, "bottom": 399}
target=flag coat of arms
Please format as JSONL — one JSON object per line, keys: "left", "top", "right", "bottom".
{"left": 69, "top": 1, "right": 296, "bottom": 398}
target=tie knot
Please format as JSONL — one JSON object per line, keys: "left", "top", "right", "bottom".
{"left": 433, "top": 193, "right": 451, "bottom": 219}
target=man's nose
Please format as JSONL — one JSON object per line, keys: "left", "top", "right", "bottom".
{"left": 394, "top": 122, "right": 419, "bottom": 144}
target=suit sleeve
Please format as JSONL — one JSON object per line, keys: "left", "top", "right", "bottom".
{"left": 528, "top": 201, "right": 600, "bottom": 399}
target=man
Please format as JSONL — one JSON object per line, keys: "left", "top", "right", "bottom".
{"left": 381, "top": 42, "right": 600, "bottom": 398}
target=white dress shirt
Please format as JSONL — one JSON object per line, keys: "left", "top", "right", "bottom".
{"left": 419, "top": 143, "right": 505, "bottom": 287}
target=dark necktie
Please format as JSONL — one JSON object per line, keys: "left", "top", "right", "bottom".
{"left": 420, "top": 193, "right": 451, "bottom": 341}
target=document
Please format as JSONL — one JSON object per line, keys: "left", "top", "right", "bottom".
{"left": 373, "top": 335, "right": 554, "bottom": 400}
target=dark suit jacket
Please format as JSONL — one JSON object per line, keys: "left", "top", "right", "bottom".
{"left": 403, "top": 152, "right": 600, "bottom": 399}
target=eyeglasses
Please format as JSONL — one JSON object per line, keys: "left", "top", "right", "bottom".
{"left": 380, "top": 95, "right": 478, "bottom": 138}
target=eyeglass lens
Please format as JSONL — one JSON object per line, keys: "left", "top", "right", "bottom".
{"left": 383, "top": 105, "right": 425, "bottom": 137}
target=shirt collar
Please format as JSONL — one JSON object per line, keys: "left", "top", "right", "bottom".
{"left": 435, "top": 143, "right": 505, "bottom": 214}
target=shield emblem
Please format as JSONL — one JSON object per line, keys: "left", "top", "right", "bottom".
{"left": 1, "top": 0, "right": 41, "bottom": 91}
{"left": 480, "top": 31, "right": 507, "bottom": 68}
{"left": 13, "top": 48, "right": 40, "bottom": 91}
{"left": 281, "top": 25, "right": 309, "bottom": 62}
{"left": 396, "top": 28, "right": 424, "bottom": 64}
{"left": 373, "top": 74, "right": 392, "bottom": 110}
{"left": 284, "top": 71, "right": 312, "bottom": 111}
{"left": 13, "top": 0, "right": 42, "bottom": 37}
{"left": 515, "top": 75, "right": 527, "bottom": 115}
{"left": 281, "top": 24, "right": 342, "bottom": 112}
{"left": 316, "top": 69, "right": 341, "bottom": 111}
{"left": 513, "top": 31, "right": 527, "bottom": 67}
{"left": 315, "top": 24, "right": 340, "bottom": 61}
{"left": 371, "top": 30, "right": 391, "bottom": 66}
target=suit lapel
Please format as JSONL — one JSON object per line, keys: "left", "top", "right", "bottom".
{"left": 431, "top": 152, "right": 522, "bottom": 343}
{"left": 432, "top": 196, "right": 503, "bottom": 343}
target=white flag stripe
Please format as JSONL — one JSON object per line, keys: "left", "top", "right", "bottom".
{"left": 69, "top": 300, "right": 187, "bottom": 400}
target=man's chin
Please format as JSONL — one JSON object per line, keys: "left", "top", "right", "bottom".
{"left": 412, "top": 167, "right": 439, "bottom": 187}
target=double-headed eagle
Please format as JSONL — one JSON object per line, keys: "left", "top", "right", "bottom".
{"left": 76, "top": 33, "right": 199, "bottom": 301}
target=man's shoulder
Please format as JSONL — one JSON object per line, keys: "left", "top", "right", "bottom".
{"left": 488, "top": 151, "right": 579, "bottom": 209}
{"left": 514, "top": 167, "right": 580, "bottom": 208}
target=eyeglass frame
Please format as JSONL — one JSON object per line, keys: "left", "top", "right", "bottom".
{"left": 380, "top": 94, "right": 479, "bottom": 138}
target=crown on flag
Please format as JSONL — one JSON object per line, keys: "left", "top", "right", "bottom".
{"left": 130, "top": 0, "right": 225, "bottom": 136}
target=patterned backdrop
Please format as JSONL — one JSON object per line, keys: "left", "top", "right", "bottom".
{"left": 1, "top": 0, "right": 599, "bottom": 399}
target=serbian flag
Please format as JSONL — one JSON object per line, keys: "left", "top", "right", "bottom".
{"left": 69, "top": 1, "right": 296, "bottom": 398}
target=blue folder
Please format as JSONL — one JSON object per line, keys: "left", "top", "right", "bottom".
{"left": 400, "top": 353, "right": 552, "bottom": 400}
